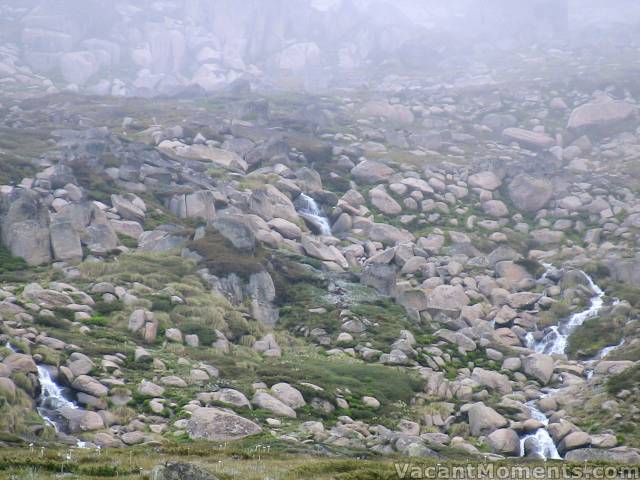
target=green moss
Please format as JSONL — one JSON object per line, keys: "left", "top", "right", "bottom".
{"left": 607, "top": 364, "right": 640, "bottom": 394}
{"left": 189, "top": 229, "right": 266, "bottom": 280}
{"left": 0, "top": 247, "right": 28, "bottom": 275}
{"left": 567, "top": 315, "right": 625, "bottom": 359}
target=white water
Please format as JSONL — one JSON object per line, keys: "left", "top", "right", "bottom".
{"left": 534, "top": 271, "right": 605, "bottom": 355}
{"left": 37, "top": 365, "right": 79, "bottom": 431}
{"left": 519, "top": 399, "right": 561, "bottom": 460}
{"left": 596, "top": 338, "right": 625, "bottom": 360}
{"left": 520, "top": 266, "right": 607, "bottom": 460}
{"left": 295, "top": 193, "right": 332, "bottom": 235}
{"left": 5, "top": 340, "right": 78, "bottom": 433}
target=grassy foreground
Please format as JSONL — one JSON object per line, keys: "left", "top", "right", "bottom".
{"left": 0, "top": 444, "right": 411, "bottom": 480}
{"left": 0, "top": 444, "right": 636, "bottom": 480}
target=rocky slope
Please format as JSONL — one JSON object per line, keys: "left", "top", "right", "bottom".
{"left": 2, "top": 32, "right": 640, "bottom": 472}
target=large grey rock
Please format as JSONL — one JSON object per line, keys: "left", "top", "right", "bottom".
{"left": 361, "top": 262, "right": 397, "bottom": 296}
{"left": 71, "top": 375, "right": 108, "bottom": 397}
{"left": 169, "top": 191, "right": 216, "bottom": 221}
{"left": 523, "top": 354, "right": 554, "bottom": 385}
{"left": 249, "top": 185, "right": 299, "bottom": 223}
{"left": 59, "top": 407, "right": 104, "bottom": 432}
{"left": 158, "top": 141, "right": 247, "bottom": 172}
{"left": 360, "top": 101, "right": 414, "bottom": 125}
{"left": 503, "top": 128, "right": 555, "bottom": 149}
{"left": 302, "top": 236, "right": 348, "bottom": 268}
{"left": 426, "top": 285, "right": 469, "bottom": 314}
{"left": 486, "top": 428, "right": 520, "bottom": 456}
{"left": 111, "top": 194, "right": 145, "bottom": 222}
{"left": 187, "top": 407, "right": 261, "bottom": 441}
{"left": 568, "top": 98, "right": 637, "bottom": 131}
{"left": 59, "top": 51, "right": 99, "bottom": 85}
{"left": 367, "top": 223, "right": 414, "bottom": 245}
{"left": 152, "top": 462, "right": 218, "bottom": 480}
{"left": 471, "top": 367, "right": 512, "bottom": 395}
{"left": 252, "top": 391, "right": 296, "bottom": 418}
{"left": 565, "top": 447, "right": 640, "bottom": 464}
{"left": 270, "top": 383, "right": 306, "bottom": 409}
{"left": 351, "top": 160, "right": 394, "bottom": 184}
{"left": 507, "top": 175, "right": 553, "bottom": 213}
{"left": 1, "top": 189, "right": 51, "bottom": 266}
{"left": 468, "top": 171, "right": 502, "bottom": 191}
{"left": 203, "top": 389, "right": 251, "bottom": 409}
{"left": 211, "top": 215, "right": 257, "bottom": 252}
{"left": 369, "top": 186, "right": 401, "bottom": 215}
{"left": 558, "top": 431, "right": 591, "bottom": 455}
{"left": 468, "top": 403, "right": 508, "bottom": 436}
{"left": 50, "top": 222, "right": 82, "bottom": 261}
{"left": 248, "top": 271, "right": 279, "bottom": 325}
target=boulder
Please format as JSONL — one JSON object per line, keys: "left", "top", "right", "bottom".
{"left": 468, "top": 171, "right": 502, "bottom": 191}
{"left": 368, "top": 223, "right": 414, "bottom": 245}
{"left": 503, "top": 128, "right": 555, "bottom": 149}
{"left": 152, "top": 462, "right": 219, "bottom": 480}
{"left": 248, "top": 271, "right": 279, "bottom": 325}
{"left": 211, "top": 215, "right": 256, "bottom": 252}
{"left": 351, "top": 160, "right": 394, "bottom": 184}
{"left": 71, "top": 375, "right": 108, "bottom": 397}
{"left": 302, "top": 236, "right": 347, "bottom": 267}
{"left": 369, "top": 186, "right": 402, "bottom": 215}
{"left": 59, "top": 51, "right": 99, "bottom": 85}
{"left": 435, "top": 329, "right": 476, "bottom": 352}
{"left": 252, "top": 391, "right": 296, "bottom": 418}
{"left": 468, "top": 403, "right": 508, "bottom": 436}
{"left": 270, "top": 383, "right": 306, "bottom": 409}
{"left": 486, "top": 428, "right": 520, "bottom": 456}
{"left": 1, "top": 189, "right": 51, "bottom": 266}
{"left": 187, "top": 407, "right": 261, "bottom": 441}
{"left": 360, "top": 101, "right": 414, "bottom": 126}
{"left": 507, "top": 175, "right": 553, "bottom": 213}
{"left": 158, "top": 141, "right": 247, "bottom": 172}
{"left": 426, "top": 285, "right": 469, "bottom": 314}
{"left": 111, "top": 194, "right": 146, "bottom": 222}
{"left": 169, "top": 191, "right": 216, "bottom": 221}
{"left": 59, "top": 408, "right": 104, "bottom": 432}
{"left": 361, "top": 262, "right": 397, "bottom": 296}
{"left": 3, "top": 353, "right": 37, "bottom": 374}
{"left": 558, "top": 431, "right": 591, "bottom": 455}
{"left": 523, "top": 354, "right": 554, "bottom": 385}
{"left": 249, "top": 185, "right": 299, "bottom": 223}
{"left": 204, "top": 389, "right": 251, "bottom": 409}
{"left": 565, "top": 447, "right": 640, "bottom": 464}
{"left": 50, "top": 222, "right": 83, "bottom": 261}
{"left": 471, "top": 368, "right": 512, "bottom": 395}
{"left": 568, "top": 98, "right": 636, "bottom": 131}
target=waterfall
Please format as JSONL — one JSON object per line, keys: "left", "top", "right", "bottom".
{"left": 36, "top": 365, "right": 79, "bottom": 431}
{"left": 295, "top": 193, "right": 332, "bottom": 235}
{"left": 534, "top": 270, "right": 605, "bottom": 355}
{"left": 6, "top": 340, "right": 78, "bottom": 432}
{"left": 520, "top": 266, "right": 609, "bottom": 460}
{"left": 519, "top": 399, "right": 561, "bottom": 460}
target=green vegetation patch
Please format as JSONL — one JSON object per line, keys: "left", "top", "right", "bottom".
{"left": 567, "top": 315, "right": 625, "bottom": 359}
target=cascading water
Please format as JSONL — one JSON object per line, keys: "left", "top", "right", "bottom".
{"left": 534, "top": 271, "right": 605, "bottom": 355}
{"left": 520, "top": 266, "right": 608, "bottom": 460}
{"left": 295, "top": 193, "right": 332, "bottom": 236}
{"left": 519, "top": 400, "right": 561, "bottom": 460}
{"left": 36, "top": 365, "right": 79, "bottom": 431}
{"left": 5, "top": 341, "right": 78, "bottom": 432}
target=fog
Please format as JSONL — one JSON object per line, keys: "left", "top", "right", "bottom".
{"left": 2, "top": 0, "right": 640, "bottom": 95}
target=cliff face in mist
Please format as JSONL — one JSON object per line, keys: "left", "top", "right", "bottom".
{"left": 1, "top": 0, "right": 636, "bottom": 96}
